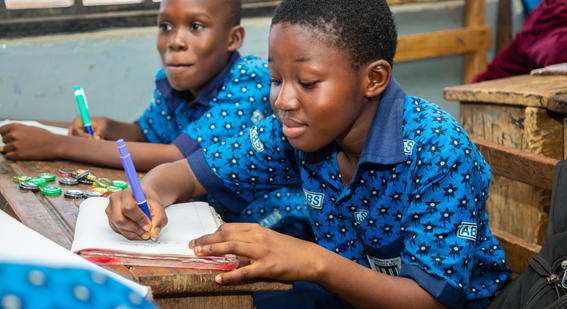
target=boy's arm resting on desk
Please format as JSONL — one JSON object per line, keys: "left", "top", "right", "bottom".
{"left": 0, "top": 123, "right": 183, "bottom": 171}
{"left": 107, "top": 158, "right": 207, "bottom": 240}
{"left": 190, "top": 224, "right": 446, "bottom": 309}
{"left": 69, "top": 117, "right": 146, "bottom": 142}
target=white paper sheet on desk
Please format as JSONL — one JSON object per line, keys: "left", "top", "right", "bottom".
{"left": 0, "top": 119, "right": 69, "bottom": 147}
{"left": 0, "top": 210, "right": 150, "bottom": 298}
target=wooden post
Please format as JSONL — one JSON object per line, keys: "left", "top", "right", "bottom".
{"left": 496, "top": 0, "right": 512, "bottom": 54}
{"left": 1, "top": 0, "right": 6, "bottom": 10}
{"left": 463, "top": 0, "right": 488, "bottom": 84}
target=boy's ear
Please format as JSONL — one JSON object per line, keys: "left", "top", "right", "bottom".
{"left": 364, "top": 60, "right": 391, "bottom": 99}
{"left": 227, "top": 25, "right": 245, "bottom": 52}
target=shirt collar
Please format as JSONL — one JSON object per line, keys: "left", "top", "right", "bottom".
{"left": 303, "top": 77, "right": 406, "bottom": 165}
{"left": 156, "top": 51, "right": 241, "bottom": 111}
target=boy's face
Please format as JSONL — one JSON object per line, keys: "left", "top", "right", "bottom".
{"left": 268, "top": 24, "right": 369, "bottom": 152}
{"left": 157, "top": 0, "right": 234, "bottom": 95}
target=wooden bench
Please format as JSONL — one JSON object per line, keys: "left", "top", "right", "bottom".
{"left": 472, "top": 137, "right": 560, "bottom": 275}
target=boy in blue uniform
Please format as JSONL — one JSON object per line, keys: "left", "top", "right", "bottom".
{"left": 0, "top": 0, "right": 309, "bottom": 237}
{"left": 107, "top": 0, "right": 510, "bottom": 308}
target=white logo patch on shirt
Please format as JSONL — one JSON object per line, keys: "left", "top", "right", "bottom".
{"left": 251, "top": 109, "right": 264, "bottom": 124}
{"left": 303, "top": 189, "right": 324, "bottom": 209}
{"left": 367, "top": 255, "right": 401, "bottom": 276}
{"left": 355, "top": 209, "right": 368, "bottom": 224}
{"left": 259, "top": 209, "right": 283, "bottom": 228}
{"left": 403, "top": 139, "right": 416, "bottom": 155}
{"left": 457, "top": 222, "right": 478, "bottom": 241}
{"left": 249, "top": 127, "right": 264, "bottom": 152}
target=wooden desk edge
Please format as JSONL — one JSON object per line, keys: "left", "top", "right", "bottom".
{"left": 137, "top": 272, "right": 293, "bottom": 296}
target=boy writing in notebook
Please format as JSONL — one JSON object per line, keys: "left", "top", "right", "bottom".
{"left": 107, "top": 0, "right": 510, "bottom": 308}
{"left": 0, "top": 0, "right": 310, "bottom": 238}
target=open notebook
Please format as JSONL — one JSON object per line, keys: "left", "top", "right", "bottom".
{"left": 0, "top": 210, "right": 150, "bottom": 298}
{"left": 71, "top": 197, "right": 238, "bottom": 270}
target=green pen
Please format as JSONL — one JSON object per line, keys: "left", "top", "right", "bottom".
{"left": 74, "top": 86, "right": 94, "bottom": 136}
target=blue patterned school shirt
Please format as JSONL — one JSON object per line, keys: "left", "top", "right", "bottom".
{"left": 187, "top": 78, "right": 511, "bottom": 308}
{"left": 136, "top": 52, "right": 309, "bottom": 231}
{"left": 0, "top": 262, "right": 155, "bottom": 309}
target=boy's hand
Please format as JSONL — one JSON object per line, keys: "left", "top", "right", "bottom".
{"left": 106, "top": 186, "right": 168, "bottom": 240}
{"left": 190, "top": 223, "right": 321, "bottom": 284}
{"left": 0, "top": 124, "right": 60, "bottom": 160}
{"left": 68, "top": 116, "right": 109, "bottom": 140}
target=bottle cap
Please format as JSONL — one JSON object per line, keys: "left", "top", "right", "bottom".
{"left": 13, "top": 175, "right": 32, "bottom": 183}
{"left": 57, "top": 169, "right": 75, "bottom": 177}
{"left": 111, "top": 180, "right": 128, "bottom": 189}
{"left": 75, "top": 170, "right": 91, "bottom": 180}
{"left": 64, "top": 189, "right": 85, "bottom": 199}
{"left": 28, "top": 177, "right": 47, "bottom": 187}
{"left": 94, "top": 178, "right": 112, "bottom": 188}
{"left": 19, "top": 182, "right": 40, "bottom": 192}
{"left": 92, "top": 187, "right": 109, "bottom": 197}
{"left": 37, "top": 173, "right": 56, "bottom": 182}
{"left": 85, "top": 189, "right": 105, "bottom": 198}
{"left": 78, "top": 178, "right": 95, "bottom": 185}
{"left": 107, "top": 186, "right": 123, "bottom": 194}
{"left": 41, "top": 186, "right": 62, "bottom": 196}
{"left": 59, "top": 177, "right": 79, "bottom": 186}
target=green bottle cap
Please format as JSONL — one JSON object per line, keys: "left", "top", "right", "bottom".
{"left": 94, "top": 178, "right": 112, "bottom": 188}
{"left": 41, "top": 186, "right": 62, "bottom": 196}
{"left": 13, "top": 175, "right": 32, "bottom": 183}
{"left": 111, "top": 180, "right": 128, "bottom": 189}
{"left": 37, "top": 173, "right": 56, "bottom": 182}
{"left": 28, "top": 177, "right": 47, "bottom": 187}
{"left": 107, "top": 186, "right": 123, "bottom": 194}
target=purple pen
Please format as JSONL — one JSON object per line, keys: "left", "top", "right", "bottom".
{"left": 116, "top": 139, "right": 152, "bottom": 221}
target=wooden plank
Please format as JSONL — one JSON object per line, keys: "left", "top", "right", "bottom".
{"left": 493, "top": 228, "right": 541, "bottom": 275}
{"left": 463, "top": 0, "right": 488, "bottom": 83}
{"left": 155, "top": 294, "right": 253, "bottom": 309}
{"left": 444, "top": 75, "right": 567, "bottom": 107}
{"left": 472, "top": 137, "right": 558, "bottom": 190}
{"left": 394, "top": 26, "right": 492, "bottom": 62}
{"left": 0, "top": 156, "right": 73, "bottom": 249}
{"left": 461, "top": 103, "right": 564, "bottom": 160}
{"left": 548, "top": 94, "right": 567, "bottom": 116}
{"left": 495, "top": 0, "right": 512, "bottom": 54}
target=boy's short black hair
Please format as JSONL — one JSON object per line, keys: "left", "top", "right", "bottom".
{"left": 271, "top": 0, "right": 397, "bottom": 69}
{"left": 226, "top": 0, "right": 242, "bottom": 26}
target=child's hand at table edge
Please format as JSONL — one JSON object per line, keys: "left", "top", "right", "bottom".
{"left": 190, "top": 223, "right": 325, "bottom": 284}
{"left": 106, "top": 186, "right": 167, "bottom": 240}
{"left": 0, "top": 123, "right": 60, "bottom": 161}
{"left": 68, "top": 116, "right": 108, "bottom": 140}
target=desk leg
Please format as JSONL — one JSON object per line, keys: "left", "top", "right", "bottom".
{"left": 155, "top": 293, "right": 253, "bottom": 309}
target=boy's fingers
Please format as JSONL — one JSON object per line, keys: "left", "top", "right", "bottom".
{"left": 193, "top": 240, "right": 260, "bottom": 259}
{"left": 215, "top": 264, "right": 262, "bottom": 284}
{"left": 191, "top": 223, "right": 260, "bottom": 247}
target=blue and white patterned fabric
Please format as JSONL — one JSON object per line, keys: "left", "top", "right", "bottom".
{"left": 137, "top": 51, "right": 310, "bottom": 232}
{"left": 0, "top": 262, "right": 155, "bottom": 309}
{"left": 187, "top": 78, "right": 511, "bottom": 308}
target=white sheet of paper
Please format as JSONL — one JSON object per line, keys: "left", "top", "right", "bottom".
{"left": 71, "top": 197, "right": 220, "bottom": 256}
{"left": 0, "top": 210, "right": 150, "bottom": 297}
{"left": 0, "top": 119, "right": 69, "bottom": 147}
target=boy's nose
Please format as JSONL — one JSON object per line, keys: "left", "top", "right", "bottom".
{"left": 169, "top": 29, "right": 189, "bottom": 51}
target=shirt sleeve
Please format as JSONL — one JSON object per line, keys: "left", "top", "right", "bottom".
{"left": 399, "top": 122, "right": 509, "bottom": 308}
{"left": 136, "top": 69, "right": 180, "bottom": 144}
{"left": 174, "top": 56, "right": 272, "bottom": 157}
{"left": 187, "top": 115, "right": 301, "bottom": 214}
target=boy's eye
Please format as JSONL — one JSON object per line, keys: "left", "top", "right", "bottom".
{"left": 190, "top": 23, "right": 204, "bottom": 31}
{"left": 270, "top": 79, "right": 282, "bottom": 86}
{"left": 159, "top": 22, "right": 173, "bottom": 31}
{"left": 299, "top": 80, "right": 318, "bottom": 89}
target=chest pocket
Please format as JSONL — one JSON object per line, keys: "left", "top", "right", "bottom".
{"left": 361, "top": 235, "right": 403, "bottom": 277}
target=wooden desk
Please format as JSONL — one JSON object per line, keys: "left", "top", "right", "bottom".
{"left": 444, "top": 74, "right": 567, "bottom": 246}
{"left": 0, "top": 154, "right": 292, "bottom": 309}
